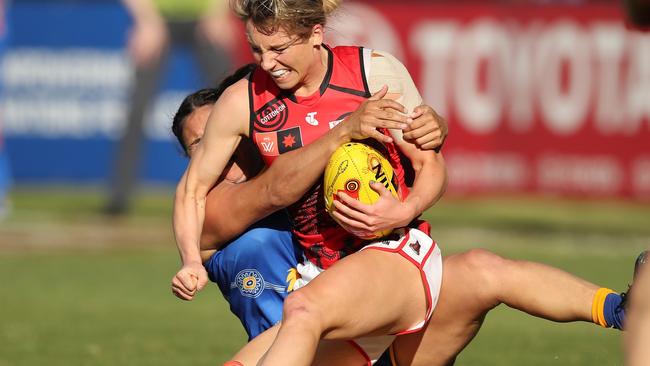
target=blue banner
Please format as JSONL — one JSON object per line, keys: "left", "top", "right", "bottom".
{"left": 2, "top": 1, "right": 210, "bottom": 184}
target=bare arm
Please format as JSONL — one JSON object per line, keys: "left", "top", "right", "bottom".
{"left": 171, "top": 80, "right": 249, "bottom": 300}
{"left": 392, "top": 139, "right": 447, "bottom": 219}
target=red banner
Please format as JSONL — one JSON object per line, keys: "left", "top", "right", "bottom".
{"left": 323, "top": 2, "right": 650, "bottom": 199}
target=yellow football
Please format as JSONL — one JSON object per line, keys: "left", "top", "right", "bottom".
{"left": 324, "top": 142, "right": 399, "bottom": 240}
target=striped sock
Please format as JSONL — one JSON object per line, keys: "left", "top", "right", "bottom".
{"left": 591, "top": 287, "right": 625, "bottom": 330}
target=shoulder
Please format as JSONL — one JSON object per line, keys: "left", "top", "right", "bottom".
{"left": 218, "top": 78, "right": 249, "bottom": 108}
{"left": 366, "top": 49, "right": 409, "bottom": 78}
{"left": 211, "top": 78, "right": 250, "bottom": 129}
{"left": 198, "top": 77, "right": 252, "bottom": 138}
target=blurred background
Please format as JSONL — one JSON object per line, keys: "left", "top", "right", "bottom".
{"left": 0, "top": 0, "right": 649, "bottom": 365}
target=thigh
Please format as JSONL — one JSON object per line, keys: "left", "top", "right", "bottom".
{"left": 232, "top": 324, "right": 369, "bottom": 366}
{"left": 298, "top": 248, "right": 427, "bottom": 340}
{"left": 392, "top": 253, "right": 493, "bottom": 366}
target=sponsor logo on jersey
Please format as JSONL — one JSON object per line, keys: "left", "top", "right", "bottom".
{"left": 255, "top": 131, "right": 279, "bottom": 156}
{"left": 305, "top": 112, "right": 319, "bottom": 126}
{"left": 277, "top": 126, "right": 303, "bottom": 154}
{"left": 235, "top": 269, "right": 265, "bottom": 298}
{"left": 254, "top": 99, "right": 288, "bottom": 132}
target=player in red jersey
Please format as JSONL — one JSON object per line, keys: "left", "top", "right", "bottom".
{"left": 173, "top": 0, "right": 445, "bottom": 360}
{"left": 172, "top": 1, "right": 629, "bottom": 364}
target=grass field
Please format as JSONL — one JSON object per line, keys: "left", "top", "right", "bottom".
{"left": 1, "top": 187, "right": 648, "bottom": 365}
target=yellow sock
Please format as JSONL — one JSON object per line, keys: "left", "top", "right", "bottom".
{"left": 591, "top": 287, "right": 615, "bottom": 327}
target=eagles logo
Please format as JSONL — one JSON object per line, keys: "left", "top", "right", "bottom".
{"left": 254, "top": 98, "right": 288, "bottom": 132}
{"left": 235, "top": 269, "right": 265, "bottom": 298}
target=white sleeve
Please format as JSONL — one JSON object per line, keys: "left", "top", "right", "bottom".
{"left": 365, "top": 49, "right": 423, "bottom": 142}
{"left": 365, "top": 49, "right": 423, "bottom": 114}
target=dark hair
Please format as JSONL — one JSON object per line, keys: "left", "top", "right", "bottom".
{"left": 171, "top": 63, "right": 257, "bottom": 157}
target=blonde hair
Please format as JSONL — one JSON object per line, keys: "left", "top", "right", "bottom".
{"left": 231, "top": 0, "right": 341, "bottom": 36}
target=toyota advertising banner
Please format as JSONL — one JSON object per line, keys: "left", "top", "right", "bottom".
{"left": 2, "top": 1, "right": 648, "bottom": 199}
{"left": 327, "top": 2, "right": 650, "bottom": 199}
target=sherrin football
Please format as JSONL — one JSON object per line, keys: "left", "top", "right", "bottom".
{"left": 324, "top": 142, "right": 399, "bottom": 240}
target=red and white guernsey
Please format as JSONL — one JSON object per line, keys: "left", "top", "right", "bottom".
{"left": 248, "top": 45, "right": 428, "bottom": 269}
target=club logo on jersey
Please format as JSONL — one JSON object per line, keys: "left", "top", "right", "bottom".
{"left": 254, "top": 99, "right": 288, "bottom": 132}
{"left": 277, "top": 126, "right": 303, "bottom": 154}
{"left": 328, "top": 112, "right": 352, "bottom": 130}
{"left": 409, "top": 240, "right": 421, "bottom": 256}
{"left": 255, "top": 131, "right": 279, "bottom": 156}
{"left": 235, "top": 269, "right": 265, "bottom": 298}
{"left": 305, "top": 112, "right": 319, "bottom": 126}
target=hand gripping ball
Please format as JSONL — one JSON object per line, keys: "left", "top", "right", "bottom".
{"left": 324, "top": 142, "right": 399, "bottom": 239}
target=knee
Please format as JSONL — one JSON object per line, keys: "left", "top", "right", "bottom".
{"left": 457, "top": 248, "right": 508, "bottom": 290}
{"left": 282, "top": 290, "right": 323, "bottom": 329}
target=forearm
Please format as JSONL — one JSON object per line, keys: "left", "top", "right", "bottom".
{"left": 173, "top": 177, "right": 206, "bottom": 265}
{"left": 199, "top": 125, "right": 352, "bottom": 247}
{"left": 403, "top": 152, "right": 447, "bottom": 220}
{"left": 261, "top": 121, "right": 353, "bottom": 208}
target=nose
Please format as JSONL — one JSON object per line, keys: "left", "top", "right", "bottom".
{"left": 260, "top": 51, "right": 277, "bottom": 71}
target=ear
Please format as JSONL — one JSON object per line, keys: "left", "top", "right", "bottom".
{"left": 310, "top": 24, "right": 324, "bottom": 46}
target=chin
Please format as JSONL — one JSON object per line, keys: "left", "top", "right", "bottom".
{"left": 273, "top": 76, "right": 298, "bottom": 90}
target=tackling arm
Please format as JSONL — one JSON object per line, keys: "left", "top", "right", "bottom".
{"left": 171, "top": 81, "right": 248, "bottom": 299}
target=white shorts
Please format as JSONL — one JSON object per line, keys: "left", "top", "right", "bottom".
{"left": 294, "top": 228, "right": 443, "bottom": 365}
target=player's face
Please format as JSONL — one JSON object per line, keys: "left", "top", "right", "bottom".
{"left": 246, "top": 21, "right": 324, "bottom": 92}
{"left": 183, "top": 106, "right": 247, "bottom": 184}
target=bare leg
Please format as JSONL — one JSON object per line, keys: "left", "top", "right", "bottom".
{"left": 394, "top": 249, "right": 600, "bottom": 366}
{"left": 230, "top": 325, "right": 367, "bottom": 366}
{"left": 255, "top": 249, "right": 427, "bottom": 366}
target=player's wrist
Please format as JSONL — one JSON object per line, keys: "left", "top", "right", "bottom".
{"left": 333, "top": 120, "right": 354, "bottom": 144}
{"left": 401, "top": 199, "right": 420, "bottom": 225}
{"left": 180, "top": 247, "right": 204, "bottom": 267}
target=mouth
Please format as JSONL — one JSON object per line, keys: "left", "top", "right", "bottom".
{"left": 270, "top": 69, "right": 290, "bottom": 81}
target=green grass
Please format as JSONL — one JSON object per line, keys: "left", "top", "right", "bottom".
{"left": 1, "top": 188, "right": 648, "bottom": 365}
